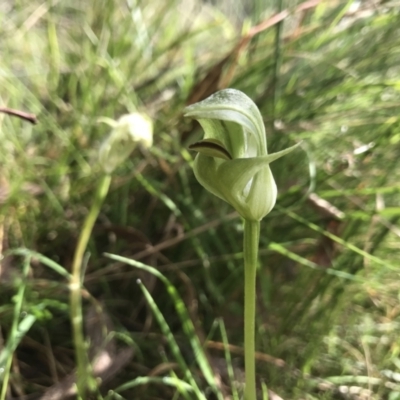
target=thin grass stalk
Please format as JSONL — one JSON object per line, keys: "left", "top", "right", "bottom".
{"left": 0, "top": 255, "right": 31, "bottom": 400}
{"left": 114, "top": 375, "right": 195, "bottom": 394}
{"left": 218, "top": 318, "right": 239, "bottom": 400}
{"left": 6, "top": 248, "right": 71, "bottom": 278}
{"left": 261, "top": 381, "right": 269, "bottom": 400}
{"left": 104, "top": 253, "right": 222, "bottom": 398}
{"left": 279, "top": 207, "right": 396, "bottom": 270}
{"left": 271, "top": 0, "right": 284, "bottom": 126}
{"left": 159, "top": 350, "right": 193, "bottom": 400}
{"left": 243, "top": 219, "right": 260, "bottom": 400}
{"left": 136, "top": 279, "right": 205, "bottom": 400}
{"left": 69, "top": 173, "right": 111, "bottom": 397}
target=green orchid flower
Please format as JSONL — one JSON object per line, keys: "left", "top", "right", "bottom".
{"left": 184, "top": 88, "right": 300, "bottom": 222}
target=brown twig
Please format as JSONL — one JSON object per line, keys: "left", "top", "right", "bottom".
{"left": 0, "top": 106, "right": 38, "bottom": 124}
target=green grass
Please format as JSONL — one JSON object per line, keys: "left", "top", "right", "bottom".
{"left": 1, "top": 0, "right": 400, "bottom": 399}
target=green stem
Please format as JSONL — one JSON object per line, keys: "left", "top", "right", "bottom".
{"left": 0, "top": 255, "right": 31, "bottom": 400}
{"left": 243, "top": 219, "right": 260, "bottom": 400}
{"left": 69, "top": 173, "right": 111, "bottom": 398}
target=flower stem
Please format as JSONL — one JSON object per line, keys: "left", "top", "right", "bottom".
{"left": 243, "top": 219, "right": 260, "bottom": 400}
{"left": 69, "top": 173, "right": 111, "bottom": 397}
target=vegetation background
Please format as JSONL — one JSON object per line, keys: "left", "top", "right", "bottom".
{"left": 1, "top": 0, "right": 400, "bottom": 399}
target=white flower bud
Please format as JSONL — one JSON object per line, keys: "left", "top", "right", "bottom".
{"left": 99, "top": 113, "right": 153, "bottom": 174}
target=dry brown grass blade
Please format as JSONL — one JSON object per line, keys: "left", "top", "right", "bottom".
{"left": 186, "top": 0, "right": 322, "bottom": 107}
{"left": 182, "top": 0, "right": 322, "bottom": 144}
{"left": 0, "top": 106, "right": 37, "bottom": 124}
{"left": 186, "top": 55, "right": 231, "bottom": 106}
{"left": 129, "top": 211, "right": 238, "bottom": 261}
{"left": 206, "top": 340, "right": 287, "bottom": 368}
